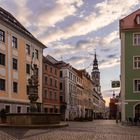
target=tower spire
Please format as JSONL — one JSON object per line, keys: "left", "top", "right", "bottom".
{"left": 93, "top": 50, "right": 98, "bottom": 70}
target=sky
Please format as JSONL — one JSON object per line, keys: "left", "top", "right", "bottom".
{"left": 1, "top": 0, "right": 140, "bottom": 106}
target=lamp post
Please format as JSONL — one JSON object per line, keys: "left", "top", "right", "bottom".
{"left": 115, "top": 95, "right": 121, "bottom": 123}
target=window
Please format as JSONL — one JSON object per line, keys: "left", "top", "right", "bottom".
{"left": 0, "top": 78, "right": 5, "bottom": 91}
{"left": 50, "top": 108, "right": 53, "bottom": 113}
{"left": 17, "top": 106, "right": 21, "bottom": 113}
{"left": 12, "top": 36, "right": 17, "bottom": 49}
{"left": 44, "top": 90, "right": 47, "bottom": 99}
{"left": 45, "top": 64, "right": 47, "bottom": 70}
{"left": 50, "top": 91, "right": 53, "bottom": 99}
{"left": 136, "top": 16, "right": 140, "bottom": 24}
{"left": 60, "top": 71, "right": 63, "bottom": 77}
{"left": 27, "top": 85, "right": 29, "bottom": 95}
{"left": 26, "top": 64, "right": 30, "bottom": 74}
{"left": 44, "top": 108, "right": 48, "bottom": 113}
{"left": 5, "top": 105, "right": 10, "bottom": 113}
{"left": 45, "top": 76, "right": 48, "bottom": 85}
{"left": 0, "top": 29, "right": 5, "bottom": 42}
{"left": 35, "top": 49, "right": 38, "bottom": 59}
{"left": 0, "top": 53, "right": 5, "bottom": 66}
{"left": 134, "top": 80, "right": 140, "bottom": 92}
{"left": 60, "top": 82, "right": 62, "bottom": 90}
{"left": 50, "top": 78, "right": 52, "bottom": 86}
{"left": 134, "top": 56, "right": 140, "bottom": 69}
{"left": 13, "top": 82, "right": 18, "bottom": 93}
{"left": 54, "top": 108, "right": 58, "bottom": 113}
{"left": 26, "top": 44, "right": 30, "bottom": 55}
{"left": 60, "top": 96, "right": 63, "bottom": 102}
{"left": 55, "top": 80, "right": 57, "bottom": 87}
{"left": 54, "top": 92, "right": 57, "bottom": 100}
{"left": 133, "top": 34, "right": 140, "bottom": 45}
{"left": 50, "top": 67, "right": 53, "bottom": 73}
{"left": 13, "top": 58, "right": 18, "bottom": 70}
{"left": 27, "top": 107, "right": 30, "bottom": 113}
{"left": 55, "top": 69, "right": 57, "bottom": 75}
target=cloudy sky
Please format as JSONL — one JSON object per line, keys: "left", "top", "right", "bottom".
{"left": 1, "top": 0, "right": 140, "bottom": 105}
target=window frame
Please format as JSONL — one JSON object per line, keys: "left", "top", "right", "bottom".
{"left": 12, "top": 36, "right": 18, "bottom": 49}
{"left": 16, "top": 105, "right": 22, "bottom": 113}
{"left": 35, "top": 49, "right": 39, "bottom": 59}
{"left": 133, "top": 33, "right": 140, "bottom": 46}
{"left": 133, "top": 56, "right": 140, "bottom": 69}
{"left": 136, "top": 16, "right": 140, "bottom": 24}
{"left": 133, "top": 79, "right": 140, "bottom": 93}
{"left": 13, "top": 81, "right": 18, "bottom": 93}
{"left": 26, "top": 64, "right": 30, "bottom": 74}
{"left": 0, "top": 78, "right": 5, "bottom": 91}
{"left": 44, "top": 89, "right": 48, "bottom": 99}
{"left": 4, "top": 104, "right": 11, "bottom": 113}
{"left": 26, "top": 44, "right": 30, "bottom": 55}
{"left": 0, "top": 29, "right": 5, "bottom": 42}
{"left": 13, "top": 58, "right": 18, "bottom": 70}
{"left": 0, "top": 53, "right": 5, "bottom": 66}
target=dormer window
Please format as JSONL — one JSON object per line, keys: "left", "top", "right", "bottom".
{"left": 135, "top": 15, "right": 140, "bottom": 24}
{"left": 134, "top": 14, "right": 140, "bottom": 25}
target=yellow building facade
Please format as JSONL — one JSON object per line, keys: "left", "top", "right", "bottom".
{"left": 0, "top": 7, "right": 45, "bottom": 113}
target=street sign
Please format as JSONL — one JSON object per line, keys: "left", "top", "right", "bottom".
{"left": 111, "top": 81, "right": 120, "bottom": 88}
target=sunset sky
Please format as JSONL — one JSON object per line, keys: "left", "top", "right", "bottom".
{"left": 1, "top": 0, "right": 140, "bottom": 105}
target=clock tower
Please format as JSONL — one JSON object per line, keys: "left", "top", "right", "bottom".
{"left": 91, "top": 52, "right": 101, "bottom": 92}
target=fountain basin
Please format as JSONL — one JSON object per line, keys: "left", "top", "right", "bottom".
{"left": 6, "top": 113, "right": 61, "bottom": 125}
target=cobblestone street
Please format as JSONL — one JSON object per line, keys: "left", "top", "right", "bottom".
{"left": 0, "top": 120, "right": 140, "bottom": 140}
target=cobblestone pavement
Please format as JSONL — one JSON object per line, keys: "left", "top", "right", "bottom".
{"left": 1, "top": 120, "right": 140, "bottom": 140}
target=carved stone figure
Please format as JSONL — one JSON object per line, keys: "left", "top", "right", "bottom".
{"left": 28, "top": 63, "right": 39, "bottom": 112}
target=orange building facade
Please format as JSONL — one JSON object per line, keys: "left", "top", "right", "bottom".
{"left": 0, "top": 7, "right": 45, "bottom": 113}
{"left": 42, "top": 56, "right": 60, "bottom": 113}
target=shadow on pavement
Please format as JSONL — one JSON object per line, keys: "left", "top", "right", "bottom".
{"left": 0, "top": 128, "right": 54, "bottom": 139}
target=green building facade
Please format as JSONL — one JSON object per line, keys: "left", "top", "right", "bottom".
{"left": 120, "top": 9, "right": 140, "bottom": 122}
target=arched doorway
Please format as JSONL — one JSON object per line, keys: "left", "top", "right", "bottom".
{"left": 135, "top": 104, "right": 140, "bottom": 118}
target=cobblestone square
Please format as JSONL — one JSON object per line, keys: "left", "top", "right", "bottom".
{"left": 0, "top": 120, "right": 140, "bottom": 140}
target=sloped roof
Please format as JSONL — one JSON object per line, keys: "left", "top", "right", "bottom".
{"left": 0, "top": 7, "right": 46, "bottom": 48}
{"left": 120, "top": 8, "right": 140, "bottom": 30}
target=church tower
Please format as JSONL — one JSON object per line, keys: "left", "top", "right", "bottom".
{"left": 91, "top": 52, "right": 101, "bottom": 92}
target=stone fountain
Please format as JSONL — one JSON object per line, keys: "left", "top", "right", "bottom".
{"left": 3, "top": 63, "right": 66, "bottom": 128}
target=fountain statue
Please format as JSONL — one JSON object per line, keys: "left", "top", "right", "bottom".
{"left": 28, "top": 64, "right": 39, "bottom": 112}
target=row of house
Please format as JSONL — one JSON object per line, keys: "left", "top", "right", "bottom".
{"left": 43, "top": 54, "right": 106, "bottom": 120}
{"left": 0, "top": 7, "right": 105, "bottom": 120}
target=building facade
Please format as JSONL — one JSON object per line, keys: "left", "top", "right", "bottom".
{"left": 120, "top": 9, "right": 140, "bottom": 122}
{"left": 57, "top": 62, "right": 78, "bottom": 120}
{"left": 42, "top": 55, "right": 60, "bottom": 113}
{"left": 0, "top": 7, "right": 45, "bottom": 113}
{"left": 109, "top": 94, "right": 118, "bottom": 119}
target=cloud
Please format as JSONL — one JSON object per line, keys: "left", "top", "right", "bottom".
{"left": 44, "top": 30, "right": 120, "bottom": 70}
{"left": 40, "top": 0, "right": 139, "bottom": 44}
{"left": 34, "top": 0, "right": 84, "bottom": 28}
{"left": 0, "top": 0, "right": 31, "bottom": 27}
{"left": 100, "top": 58, "right": 120, "bottom": 69}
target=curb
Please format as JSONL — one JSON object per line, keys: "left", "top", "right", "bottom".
{"left": 0, "top": 123, "right": 69, "bottom": 129}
